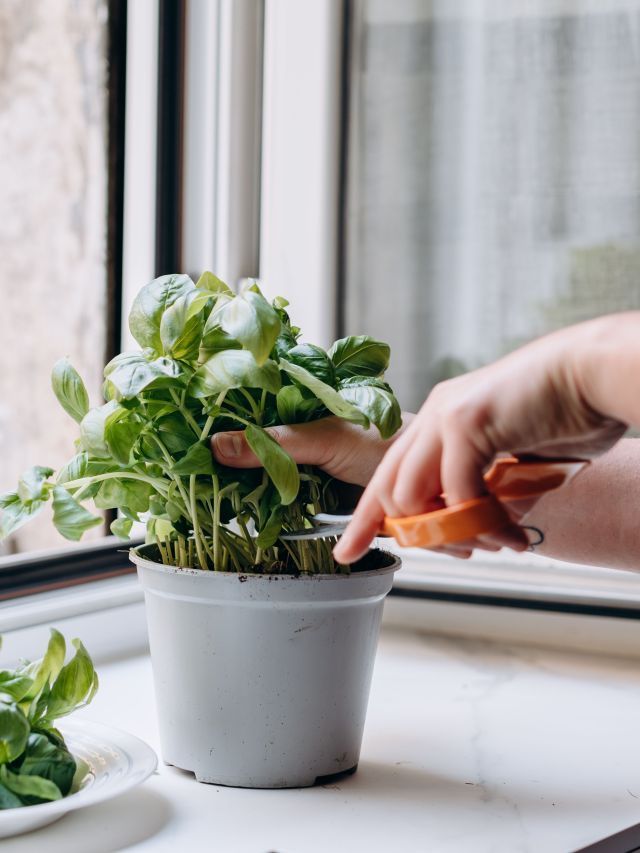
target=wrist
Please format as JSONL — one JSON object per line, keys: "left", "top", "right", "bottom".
{"left": 571, "top": 312, "right": 640, "bottom": 425}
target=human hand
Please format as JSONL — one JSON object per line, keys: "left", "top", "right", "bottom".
{"left": 211, "top": 414, "right": 414, "bottom": 489}
{"left": 333, "top": 318, "right": 629, "bottom": 564}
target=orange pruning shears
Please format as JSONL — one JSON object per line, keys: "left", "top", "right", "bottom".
{"left": 281, "top": 457, "right": 589, "bottom": 549}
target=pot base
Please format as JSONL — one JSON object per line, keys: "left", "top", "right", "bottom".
{"left": 168, "top": 762, "right": 359, "bottom": 789}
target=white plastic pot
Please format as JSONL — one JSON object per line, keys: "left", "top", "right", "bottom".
{"left": 130, "top": 545, "right": 400, "bottom": 788}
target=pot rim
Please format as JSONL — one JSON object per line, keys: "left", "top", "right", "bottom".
{"left": 130, "top": 542, "right": 401, "bottom": 581}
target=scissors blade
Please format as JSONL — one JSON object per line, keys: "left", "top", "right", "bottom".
{"left": 279, "top": 513, "right": 352, "bottom": 541}
{"left": 279, "top": 524, "right": 347, "bottom": 541}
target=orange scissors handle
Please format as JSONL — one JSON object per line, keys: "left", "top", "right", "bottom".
{"left": 380, "top": 457, "right": 588, "bottom": 549}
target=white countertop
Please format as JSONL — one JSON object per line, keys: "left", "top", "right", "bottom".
{"left": 9, "top": 627, "right": 640, "bottom": 853}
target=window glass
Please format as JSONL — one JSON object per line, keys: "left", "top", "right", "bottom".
{"left": 344, "top": 0, "right": 640, "bottom": 411}
{"left": 0, "top": 0, "right": 109, "bottom": 554}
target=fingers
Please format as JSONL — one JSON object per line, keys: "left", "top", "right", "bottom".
{"left": 332, "top": 427, "right": 416, "bottom": 563}
{"left": 332, "top": 484, "right": 386, "bottom": 564}
{"left": 439, "top": 423, "right": 489, "bottom": 505}
{"left": 430, "top": 519, "right": 538, "bottom": 559}
{"left": 212, "top": 417, "right": 392, "bottom": 486}
{"left": 334, "top": 407, "right": 531, "bottom": 562}
{"left": 212, "top": 422, "right": 331, "bottom": 469}
{"left": 470, "top": 495, "right": 533, "bottom": 552}
{"left": 389, "top": 415, "right": 443, "bottom": 515}
{"left": 211, "top": 431, "right": 254, "bottom": 465}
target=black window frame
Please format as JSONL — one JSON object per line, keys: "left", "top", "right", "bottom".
{"left": 0, "top": 0, "right": 169, "bottom": 600}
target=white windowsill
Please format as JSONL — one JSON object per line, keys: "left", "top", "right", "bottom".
{"left": 394, "top": 546, "right": 640, "bottom": 608}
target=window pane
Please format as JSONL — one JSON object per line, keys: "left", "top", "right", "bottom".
{"left": 0, "top": 0, "right": 109, "bottom": 554}
{"left": 344, "top": 0, "right": 640, "bottom": 411}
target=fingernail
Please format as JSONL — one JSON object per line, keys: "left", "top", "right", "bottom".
{"left": 214, "top": 433, "right": 242, "bottom": 459}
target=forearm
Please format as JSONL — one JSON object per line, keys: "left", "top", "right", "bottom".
{"left": 521, "top": 438, "right": 640, "bottom": 570}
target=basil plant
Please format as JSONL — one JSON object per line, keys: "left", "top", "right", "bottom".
{"left": 0, "top": 274, "right": 401, "bottom": 574}
{"left": 0, "top": 630, "right": 98, "bottom": 809}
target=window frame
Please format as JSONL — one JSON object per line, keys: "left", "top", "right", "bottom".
{"left": 258, "top": 0, "right": 640, "bottom": 627}
{"left": 0, "top": 0, "right": 133, "bottom": 599}
{"left": 4, "top": 0, "right": 640, "bottom": 643}
{"left": 0, "top": 0, "right": 266, "bottom": 600}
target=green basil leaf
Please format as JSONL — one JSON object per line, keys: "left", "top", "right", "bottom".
{"left": 255, "top": 504, "right": 283, "bottom": 549}
{"left": 0, "top": 764, "right": 62, "bottom": 803}
{"left": 21, "top": 628, "right": 66, "bottom": 704}
{"left": 212, "top": 289, "right": 281, "bottom": 365}
{"left": 51, "top": 487, "right": 102, "bottom": 541}
{"left": 190, "top": 351, "right": 281, "bottom": 397}
{"left": 57, "top": 453, "right": 89, "bottom": 484}
{"left": 272, "top": 326, "right": 298, "bottom": 360}
{"left": 105, "top": 421, "right": 141, "bottom": 466}
{"left": 149, "top": 517, "right": 175, "bottom": 542}
{"left": 110, "top": 517, "right": 133, "bottom": 539}
{"left": 120, "top": 506, "right": 142, "bottom": 523}
{"left": 196, "top": 271, "right": 233, "bottom": 294}
{"left": 0, "top": 703, "right": 29, "bottom": 764}
{"left": 104, "top": 352, "right": 183, "bottom": 399}
{"left": 171, "top": 441, "right": 214, "bottom": 476}
{"left": 17, "top": 732, "right": 76, "bottom": 798}
{"left": 51, "top": 358, "right": 90, "bottom": 423}
{"left": 275, "top": 386, "right": 322, "bottom": 424}
{"left": 339, "top": 377, "right": 402, "bottom": 440}
{"left": 160, "top": 290, "right": 211, "bottom": 360}
{"left": 156, "top": 412, "right": 198, "bottom": 453}
{"left": 148, "top": 495, "right": 166, "bottom": 516}
{"left": 0, "top": 672, "right": 33, "bottom": 703}
{"left": 198, "top": 327, "right": 242, "bottom": 364}
{"left": 279, "top": 359, "right": 369, "bottom": 427}
{"left": 44, "top": 639, "right": 99, "bottom": 723}
{"left": 0, "top": 493, "right": 46, "bottom": 541}
{"left": 94, "top": 479, "right": 152, "bottom": 514}
{"left": 0, "top": 780, "right": 23, "bottom": 808}
{"left": 79, "top": 401, "right": 121, "bottom": 459}
{"left": 102, "top": 377, "right": 120, "bottom": 402}
{"left": 328, "top": 336, "right": 390, "bottom": 380}
{"left": 140, "top": 400, "right": 177, "bottom": 420}
{"left": 128, "top": 273, "right": 195, "bottom": 352}
{"left": 165, "top": 500, "right": 183, "bottom": 523}
{"left": 17, "top": 467, "right": 54, "bottom": 504}
{"left": 56, "top": 455, "right": 115, "bottom": 502}
{"left": 284, "top": 344, "right": 335, "bottom": 386}
{"left": 104, "top": 409, "right": 144, "bottom": 466}
{"left": 244, "top": 424, "right": 299, "bottom": 506}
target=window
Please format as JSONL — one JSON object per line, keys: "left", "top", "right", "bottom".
{"left": 4, "top": 0, "right": 640, "bottom": 627}
{"left": 338, "top": 0, "right": 640, "bottom": 608}
{"left": 343, "top": 0, "right": 640, "bottom": 410}
{"left": 259, "top": 0, "right": 640, "bottom": 621}
{"left": 0, "top": 0, "right": 114, "bottom": 556}
{"left": 0, "top": 0, "right": 264, "bottom": 598}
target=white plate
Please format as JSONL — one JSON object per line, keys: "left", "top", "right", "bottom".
{"left": 0, "top": 719, "right": 158, "bottom": 838}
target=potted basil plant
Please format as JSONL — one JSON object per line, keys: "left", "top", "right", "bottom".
{"left": 0, "top": 273, "right": 402, "bottom": 788}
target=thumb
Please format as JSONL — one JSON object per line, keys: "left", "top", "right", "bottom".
{"left": 211, "top": 422, "right": 331, "bottom": 469}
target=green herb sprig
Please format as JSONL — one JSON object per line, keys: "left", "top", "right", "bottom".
{"left": 0, "top": 630, "right": 98, "bottom": 809}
